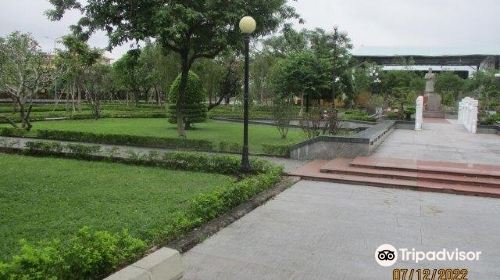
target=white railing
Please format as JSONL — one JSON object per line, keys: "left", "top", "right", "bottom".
{"left": 458, "top": 97, "right": 478, "bottom": 134}
{"left": 415, "top": 96, "right": 424, "bottom": 131}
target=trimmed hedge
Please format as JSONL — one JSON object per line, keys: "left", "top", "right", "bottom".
{"left": 0, "top": 228, "right": 146, "bottom": 280}
{"left": 21, "top": 140, "right": 274, "bottom": 176}
{"left": 167, "top": 71, "right": 207, "bottom": 127}
{"left": 261, "top": 143, "right": 294, "bottom": 157}
{"left": 36, "top": 130, "right": 214, "bottom": 151}
{"left": 342, "top": 110, "right": 377, "bottom": 122}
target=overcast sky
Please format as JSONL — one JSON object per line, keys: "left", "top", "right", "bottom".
{"left": 1, "top": 0, "right": 499, "bottom": 60}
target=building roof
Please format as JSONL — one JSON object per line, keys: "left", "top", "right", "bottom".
{"left": 353, "top": 46, "right": 500, "bottom": 57}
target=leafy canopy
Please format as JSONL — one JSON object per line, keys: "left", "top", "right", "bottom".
{"left": 47, "top": 0, "right": 298, "bottom": 64}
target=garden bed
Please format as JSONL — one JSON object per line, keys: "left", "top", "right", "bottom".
{"left": 1, "top": 118, "right": 305, "bottom": 155}
{"left": 0, "top": 144, "right": 283, "bottom": 279}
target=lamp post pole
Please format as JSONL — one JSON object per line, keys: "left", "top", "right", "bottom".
{"left": 239, "top": 16, "right": 256, "bottom": 173}
{"left": 241, "top": 34, "right": 251, "bottom": 172}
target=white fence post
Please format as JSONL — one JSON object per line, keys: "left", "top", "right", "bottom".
{"left": 415, "top": 96, "right": 424, "bottom": 131}
{"left": 458, "top": 97, "right": 479, "bottom": 134}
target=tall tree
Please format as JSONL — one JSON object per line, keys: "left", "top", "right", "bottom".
{"left": 0, "top": 32, "right": 50, "bottom": 130}
{"left": 54, "top": 35, "right": 102, "bottom": 112}
{"left": 47, "top": 0, "right": 297, "bottom": 137}
{"left": 112, "top": 49, "right": 145, "bottom": 105}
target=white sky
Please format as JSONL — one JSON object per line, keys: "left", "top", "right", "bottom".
{"left": 1, "top": 0, "right": 499, "bottom": 61}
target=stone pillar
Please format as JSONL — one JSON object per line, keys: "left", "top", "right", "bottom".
{"left": 415, "top": 96, "right": 424, "bottom": 131}
{"left": 470, "top": 99, "right": 478, "bottom": 134}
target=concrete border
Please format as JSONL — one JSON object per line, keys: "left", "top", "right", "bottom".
{"left": 104, "top": 247, "right": 183, "bottom": 280}
{"left": 477, "top": 124, "right": 500, "bottom": 135}
{"left": 289, "top": 120, "right": 396, "bottom": 160}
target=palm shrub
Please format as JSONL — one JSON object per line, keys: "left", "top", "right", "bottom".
{"left": 167, "top": 71, "right": 207, "bottom": 129}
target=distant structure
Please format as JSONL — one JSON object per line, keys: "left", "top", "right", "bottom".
{"left": 352, "top": 47, "right": 500, "bottom": 78}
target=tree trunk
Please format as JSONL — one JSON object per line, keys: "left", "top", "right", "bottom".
{"left": 77, "top": 87, "right": 82, "bottom": 112}
{"left": 176, "top": 55, "right": 190, "bottom": 138}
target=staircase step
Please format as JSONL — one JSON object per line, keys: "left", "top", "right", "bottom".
{"left": 423, "top": 111, "right": 445, "bottom": 118}
{"left": 351, "top": 157, "right": 500, "bottom": 179}
{"left": 291, "top": 161, "right": 500, "bottom": 199}
{"left": 320, "top": 158, "right": 500, "bottom": 188}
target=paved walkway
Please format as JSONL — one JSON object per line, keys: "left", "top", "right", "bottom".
{"left": 373, "top": 119, "right": 500, "bottom": 165}
{"left": 182, "top": 180, "right": 500, "bottom": 280}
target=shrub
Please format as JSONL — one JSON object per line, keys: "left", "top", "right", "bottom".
{"left": 342, "top": 109, "right": 377, "bottom": 122}
{"left": 187, "top": 167, "right": 282, "bottom": 222}
{"left": 66, "top": 144, "right": 101, "bottom": 157}
{"left": 167, "top": 71, "right": 207, "bottom": 129}
{"left": 0, "top": 227, "right": 146, "bottom": 280}
{"left": 160, "top": 152, "right": 272, "bottom": 175}
{"left": 261, "top": 143, "right": 293, "bottom": 157}
{"left": 25, "top": 141, "right": 64, "bottom": 154}
{"left": 218, "top": 141, "right": 242, "bottom": 153}
{"left": 36, "top": 130, "right": 214, "bottom": 151}
{"left": 152, "top": 164, "right": 283, "bottom": 244}
{"left": 0, "top": 127, "right": 26, "bottom": 137}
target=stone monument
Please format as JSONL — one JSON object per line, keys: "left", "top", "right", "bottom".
{"left": 423, "top": 68, "right": 445, "bottom": 118}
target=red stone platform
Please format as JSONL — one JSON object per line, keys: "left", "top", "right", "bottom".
{"left": 291, "top": 157, "right": 500, "bottom": 198}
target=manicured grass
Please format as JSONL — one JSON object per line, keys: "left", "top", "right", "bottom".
{"left": 0, "top": 153, "right": 233, "bottom": 261}
{"left": 28, "top": 118, "right": 307, "bottom": 153}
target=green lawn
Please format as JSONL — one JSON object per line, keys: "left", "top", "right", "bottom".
{"left": 0, "top": 153, "right": 233, "bottom": 261}
{"left": 28, "top": 118, "right": 306, "bottom": 153}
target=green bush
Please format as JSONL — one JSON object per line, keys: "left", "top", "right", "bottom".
{"left": 208, "top": 105, "right": 301, "bottom": 120}
{"left": 159, "top": 152, "right": 273, "bottom": 175}
{"left": 342, "top": 110, "right": 377, "bottom": 122}
{"left": 150, "top": 164, "right": 283, "bottom": 245}
{"left": 36, "top": 130, "right": 214, "bottom": 151}
{"left": 167, "top": 71, "right": 207, "bottom": 128}
{"left": 479, "top": 113, "right": 500, "bottom": 125}
{"left": 25, "top": 141, "right": 64, "bottom": 154}
{"left": 261, "top": 143, "right": 293, "bottom": 157}
{"left": 0, "top": 127, "right": 27, "bottom": 137}
{"left": 0, "top": 227, "right": 146, "bottom": 280}
{"left": 218, "top": 141, "right": 242, "bottom": 153}
{"left": 66, "top": 144, "right": 101, "bottom": 157}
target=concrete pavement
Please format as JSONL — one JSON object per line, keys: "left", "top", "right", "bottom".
{"left": 373, "top": 120, "right": 500, "bottom": 165}
{"left": 182, "top": 180, "right": 500, "bottom": 280}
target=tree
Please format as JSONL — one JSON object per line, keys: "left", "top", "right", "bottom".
{"left": 167, "top": 71, "right": 207, "bottom": 129}
{"left": 272, "top": 97, "right": 294, "bottom": 139}
{"left": 271, "top": 50, "right": 331, "bottom": 113}
{"left": 138, "top": 42, "right": 179, "bottom": 106}
{"left": 466, "top": 70, "right": 500, "bottom": 111}
{"left": 54, "top": 35, "right": 102, "bottom": 113}
{"left": 81, "top": 64, "right": 112, "bottom": 119}
{"left": 112, "top": 50, "right": 145, "bottom": 105}
{"left": 380, "top": 70, "right": 424, "bottom": 119}
{"left": 435, "top": 72, "right": 465, "bottom": 106}
{"left": 0, "top": 32, "right": 50, "bottom": 130}
{"left": 48, "top": 0, "right": 297, "bottom": 138}
{"left": 309, "top": 27, "right": 353, "bottom": 108}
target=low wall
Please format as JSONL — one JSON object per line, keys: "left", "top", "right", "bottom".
{"left": 477, "top": 124, "right": 500, "bottom": 135}
{"left": 290, "top": 121, "right": 396, "bottom": 160}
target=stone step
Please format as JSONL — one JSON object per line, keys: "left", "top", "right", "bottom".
{"left": 320, "top": 158, "right": 500, "bottom": 188}
{"left": 291, "top": 160, "right": 500, "bottom": 199}
{"left": 351, "top": 157, "right": 500, "bottom": 179}
{"left": 423, "top": 111, "right": 445, "bottom": 118}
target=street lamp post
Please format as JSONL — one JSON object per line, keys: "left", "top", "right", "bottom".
{"left": 239, "top": 16, "right": 256, "bottom": 173}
